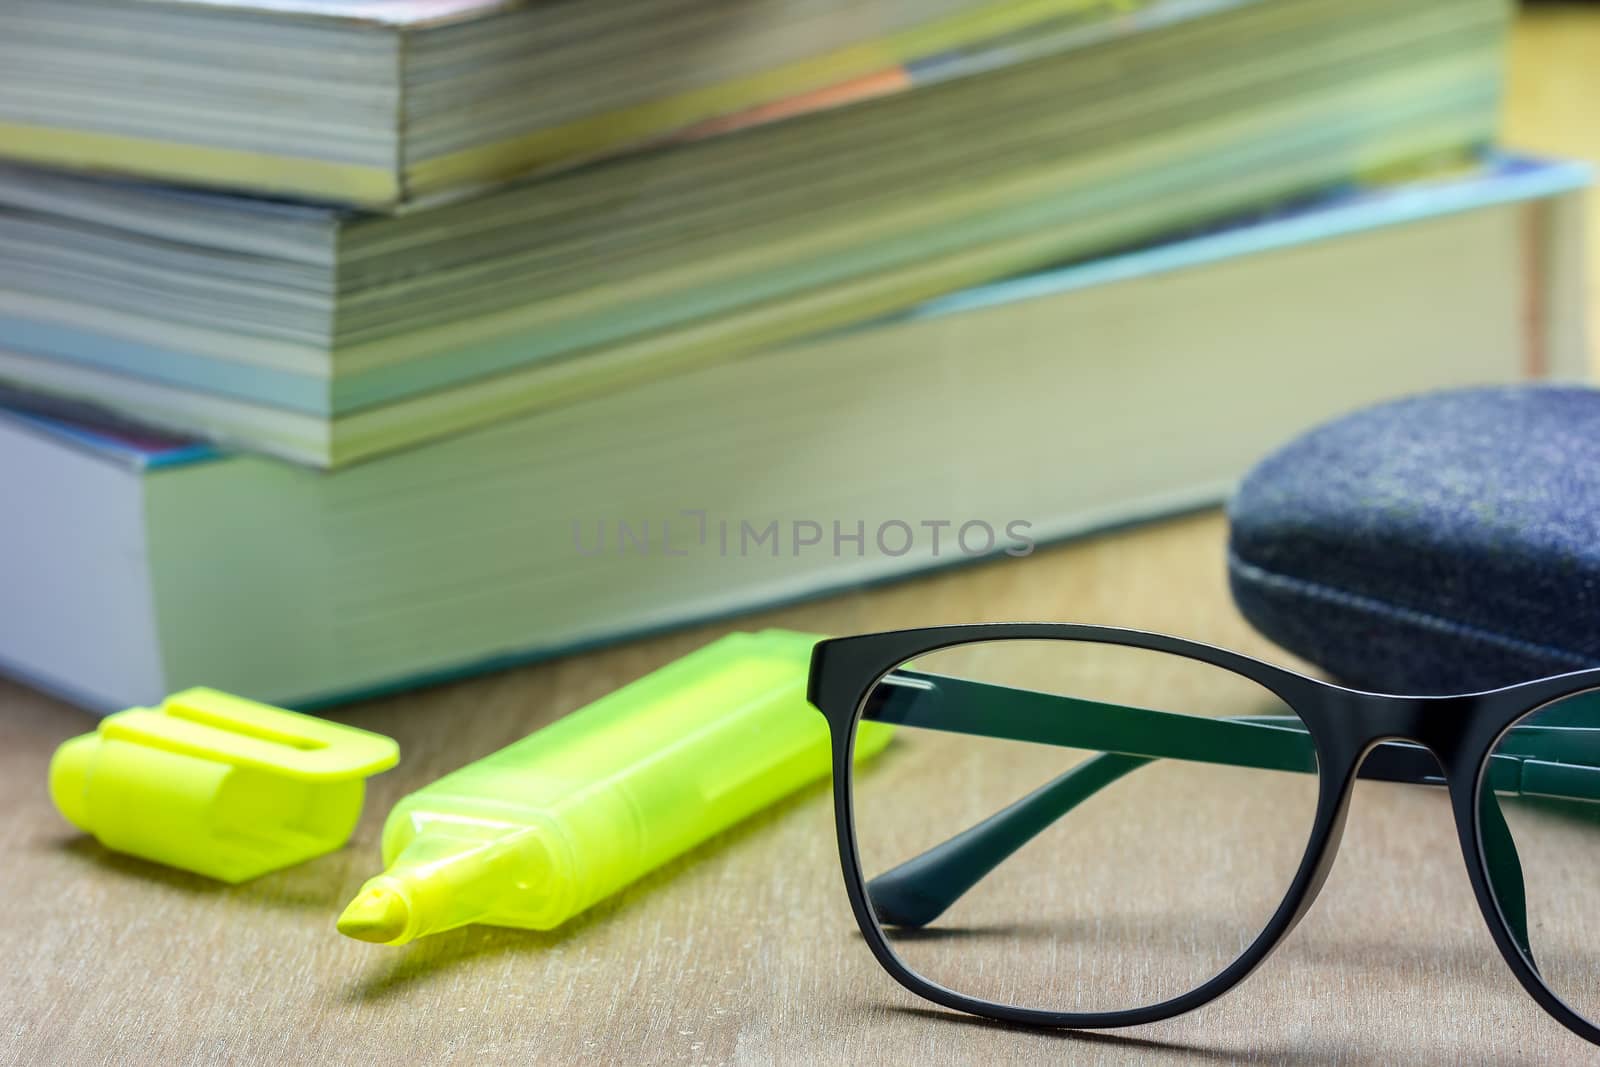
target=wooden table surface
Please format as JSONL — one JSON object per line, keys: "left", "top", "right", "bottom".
{"left": 4, "top": 8, "right": 1599, "bottom": 1065}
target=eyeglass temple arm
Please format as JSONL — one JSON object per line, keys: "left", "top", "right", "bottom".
{"left": 862, "top": 671, "right": 1592, "bottom": 942}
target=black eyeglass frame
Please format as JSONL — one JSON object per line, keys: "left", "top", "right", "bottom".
{"left": 806, "top": 622, "right": 1600, "bottom": 1045}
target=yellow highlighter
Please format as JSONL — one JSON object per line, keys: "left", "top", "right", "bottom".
{"left": 338, "top": 629, "right": 890, "bottom": 945}
{"left": 50, "top": 688, "right": 399, "bottom": 883}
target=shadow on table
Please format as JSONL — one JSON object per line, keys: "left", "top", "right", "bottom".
{"left": 880, "top": 1005, "right": 1554, "bottom": 1067}
{"left": 858, "top": 919, "right": 1565, "bottom": 1064}
{"left": 342, "top": 927, "right": 553, "bottom": 1003}
{"left": 880, "top": 1006, "right": 1304, "bottom": 1064}
{"left": 51, "top": 834, "right": 347, "bottom": 911}
{"left": 873, "top": 912, "right": 1538, "bottom": 992}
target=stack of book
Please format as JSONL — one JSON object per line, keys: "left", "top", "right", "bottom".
{"left": 0, "top": 0, "right": 1587, "bottom": 711}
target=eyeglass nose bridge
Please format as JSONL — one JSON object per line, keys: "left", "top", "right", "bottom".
{"left": 1304, "top": 686, "right": 1539, "bottom": 959}
{"left": 1308, "top": 688, "right": 1483, "bottom": 775}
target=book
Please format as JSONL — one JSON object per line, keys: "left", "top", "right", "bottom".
{"left": 0, "top": 0, "right": 1513, "bottom": 468}
{"left": 0, "top": 157, "right": 1585, "bottom": 713}
{"left": 0, "top": 0, "right": 1077, "bottom": 208}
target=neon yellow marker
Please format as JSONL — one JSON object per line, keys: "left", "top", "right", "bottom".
{"left": 49, "top": 688, "right": 399, "bottom": 883}
{"left": 338, "top": 629, "right": 890, "bottom": 945}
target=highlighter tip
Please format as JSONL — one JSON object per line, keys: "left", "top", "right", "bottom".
{"left": 337, "top": 886, "right": 411, "bottom": 944}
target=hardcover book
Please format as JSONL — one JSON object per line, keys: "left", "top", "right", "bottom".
{"left": 1, "top": 158, "right": 1584, "bottom": 711}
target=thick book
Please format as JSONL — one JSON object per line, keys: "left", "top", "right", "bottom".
{"left": 0, "top": 158, "right": 1586, "bottom": 713}
{"left": 0, "top": 0, "right": 1066, "bottom": 208}
{"left": 0, "top": 0, "right": 1512, "bottom": 467}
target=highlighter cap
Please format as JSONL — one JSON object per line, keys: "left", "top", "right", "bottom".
{"left": 49, "top": 688, "right": 399, "bottom": 883}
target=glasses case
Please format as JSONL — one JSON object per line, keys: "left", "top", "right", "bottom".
{"left": 1228, "top": 384, "right": 1600, "bottom": 694}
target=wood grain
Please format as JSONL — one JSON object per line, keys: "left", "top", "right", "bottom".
{"left": 4, "top": 9, "right": 1600, "bottom": 1064}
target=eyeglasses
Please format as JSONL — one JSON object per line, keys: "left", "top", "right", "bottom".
{"left": 805, "top": 624, "right": 1600, "bottom": 1046}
